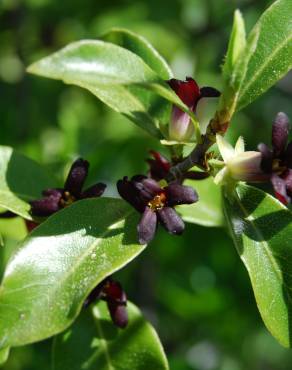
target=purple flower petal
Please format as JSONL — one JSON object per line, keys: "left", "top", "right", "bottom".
{"left": 165, "top": 184, "right": 198, "bottom": 206}
{"left": 272, "top": 112, "right": 290, "bottom": 156}
{"left": 137, "top": 207, "right": 157, "bottom": 244}
{"left": 284, "top": 141, "right": 292, "bottom": 168}
{"left": 117, "top": 177, "right": 146, "bottom": 213}
{"left": 81, "top": 183, "right": 106, "bottom": 198}
{"left": 283, "top": 169, "right": 292, "bottom": 196}
{"left": 107, "top": 301, "right": 128, "bottom": 328}
{"left": 64, "top": 158, "right": 89, "bottom": 197}
{"left": 258, "top": 143, "right": 273, "bottom": 173}
{"left": 132, "top": 177, "right": 161, "bottom": 202}
{"left": 157, "top": 207, "right": 185, "bottom": 235}
{"left": 42, "top": 188, "right": 63, "bottom": 197}
{"left": 30, "top": 193, "right": 62, "bottom": 217}
{"left": 271, "top": 173, "right": 290, "bottom": 205}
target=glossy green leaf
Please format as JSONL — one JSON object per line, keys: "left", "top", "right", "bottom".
{"left": 101, "top": 28, "right": 173, "bottom": 79}
{"left": 222, "top": 10, "right": 246, "bottom": 80}
{"left": 236, "top": 0, "right": 292, "bottom": 111}
{"left": 0, "top": 198, "right": 145, "bottom": 349}
{"left": 223, "top": 183, "right": 292, "bottom": 347}
{"left": 27, "top": 40, "right": 200, "bottom": 140}
{"left": 176, "top": 178, "right": 224, "bottom": 227}
{"left": 52, "top": 301, "right": 169, "bottom": 370}
{"left": 0, "top": 146, "right": 55, "bottom": 220}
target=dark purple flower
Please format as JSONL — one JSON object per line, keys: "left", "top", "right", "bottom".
{"left": 84, "top": 277, "right": 128, "bottom": 329}
{"left": 117, "top": 175, "right": 198, "bottom": 244}
{"left": 168, "top": 77, "right": 220, "bottom": 141}
{"left": 30, "top": 158, "right": 106, "bottom": 217}
{"left": 258, "top": 112, "right": 292, "bottom": 204}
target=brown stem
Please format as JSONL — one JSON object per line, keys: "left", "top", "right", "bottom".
{"left": 166, "top": 113, "right": 230, "bottom": 182}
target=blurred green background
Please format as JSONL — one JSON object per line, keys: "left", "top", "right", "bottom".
{"left": 1, "top": 0, "right": 292, "bottom": 369}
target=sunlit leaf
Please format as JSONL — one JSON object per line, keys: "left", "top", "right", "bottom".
{"left": 101, "top": 28, "right": 173, "bottom": 79}
{"left": 0, "top": 198, "right": 145, "bottom": 348}
{"left": 236, "top": 0, "right": 292, "bottom": 111}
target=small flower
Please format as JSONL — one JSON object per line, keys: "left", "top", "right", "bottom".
{"left": 30, "top": 158, "right": 106, "bottom": 217}
{"left": 258, "top": 112, "right": 292, "bottom": 204}
{"left": 214, "top": 135, "right": 267, "bottom": 185}
{"left": 168, "top": 77, "right": 220, "bottom": 142}
{"left": 84, "top": 277, "right": 128, "bottom": 329}
{"left": 117, "top": 175, "right": 198, "bottom": 244}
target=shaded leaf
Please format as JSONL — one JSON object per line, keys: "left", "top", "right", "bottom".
{"left": 223, "top": 183, "right": 292, "bottom": 347}
{"left": 101, "top": 28, "right": 172, "bottom": 79}
{"left": 0, "top": 146, "right": 55, "bottom": 220}
{"left": 0, "top": 198, "right": 145, "bottom": 348}
{"left": 176, "top": 178, "right": 224, "bottom": 227}
{"left": 52, "top": 301, "right": 169, "bottom": 370}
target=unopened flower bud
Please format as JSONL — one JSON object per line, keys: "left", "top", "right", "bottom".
{"left": 215, "top": 135, "right": 268, "bottom": 185}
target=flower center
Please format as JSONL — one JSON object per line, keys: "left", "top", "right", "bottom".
{"left": 59, "top": 191, "right": 76, "bottom": 208}
{"left": 272, "top": 159, "right": 286, "bottom": 175}
{"left": 148, "top": 192, "right": 166, "bottom": 211}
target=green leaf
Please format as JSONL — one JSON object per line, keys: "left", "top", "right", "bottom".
{"left": 101, "top": 28, "right": 173, "bottom": 79}
{"left": 0, "top": 347, "right": 10, "bottom": 365}
{"left": 52, "top": 301, "right": 169, "bottom": 370}
{"left": 222, "top": 10, "right": 246, "bottom": 80}
{"left": 223, "top": 183, "right": 292, "bottom": 347}
{"left": 176, "top": 178, "right": 224, "bottom": 227}
{"left": 0, "top": 146, "right": 55, "bottom": 220}
{"left": 0, "top": 198, "right": 145, "bottom": 348}
{"left": 27, "top": 40, "right": 169, "bottom": 138}
{"left": 27, "top": 40, "right": 200, "bottom": 140}
{"left": 236, "top": 0, "right": 292, "bottom": 111}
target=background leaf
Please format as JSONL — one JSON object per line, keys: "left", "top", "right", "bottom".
{"left": 0, "top": 146, "right": 55, "bottom": 220}
{"left": 0, "top": 198, "right": 145, "bottom": 349}
{"left": 236, "top": 0, "right": 292, "bottom": 111}
{"left": 52, "top": 301, "right": 169, "bottom": 370}
{"left": 223, "top": 183, "right": 292, "bottom": 347}
{"left": 101, "top": 28, "right": 173, "bottom": 79}
{"left": 177, "top": 178, "right": 224, "bottom": 227}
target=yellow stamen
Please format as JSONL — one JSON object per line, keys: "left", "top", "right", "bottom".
{"left": 148, "top": 193, "right": 166, "bottom": 211}
{"left": 59, "top": 191, "right": 76, "bottom": 208}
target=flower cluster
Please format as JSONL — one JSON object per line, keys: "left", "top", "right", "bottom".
{"left": 30, "top": 158, "right": 106, "bottom": 217}
{"left": 258, "top": 112, "right": 292, "bottom": 204}
{"left": 215, "top": 112, "right": 292, "bottom": 205}
{"left": 84, "top": 277, "right": 128, "bottom": 328}
{"left": 117, "top": 175, "right": 198, "bottom": 244}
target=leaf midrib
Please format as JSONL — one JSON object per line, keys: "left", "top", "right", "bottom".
{"left": 238, "top": 33, "right": 292, "bottom": 102}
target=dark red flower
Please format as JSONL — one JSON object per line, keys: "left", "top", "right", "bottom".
{"left": 30, "top": 158, "right": 106, "bottom": 217}
{"left": 117, "top": 175, "right": 198, "bottom": 244}
{"left": 167, "top": 77, "right": 220, "bottom": 141}
{"left": 258, "top": 112, "right": 292, "bottom": 204}
{"left": 84, "top": 277, "right": 128, "bottom": 329}
{"left": 147, "top": 150, "right": 171, "bottom": 181}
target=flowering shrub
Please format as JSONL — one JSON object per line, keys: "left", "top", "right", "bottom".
{"left": 0, "top": 0, "right": 291, "bottom": 368}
